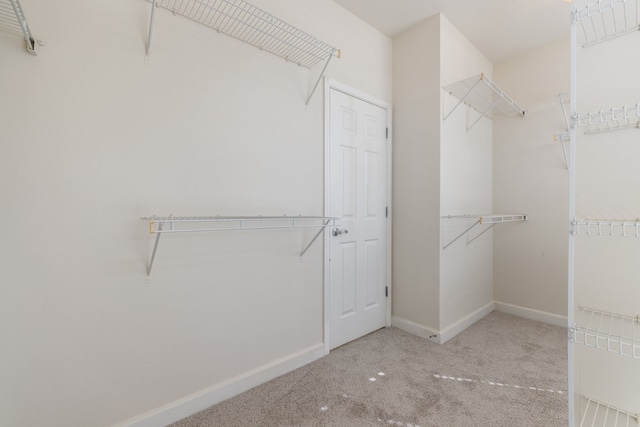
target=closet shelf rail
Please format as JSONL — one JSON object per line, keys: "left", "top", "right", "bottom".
{"left": 141, "top": 215, "right": 339, "bottom": 280}
{"left": 0, "top": 0, "right": 40, "bottom": 54}
{"left": 441, "top": 214, "right": 527, "bottom": 250}
{"left": 145, "top": 0, "right": 340, "bottom": 104}
{"left": 443, "top": 73, "right": 526, "bottom": 131}
{"left": 574, "top": 103, "right": 640, "bottom": 133}
{"left": 571, "top": 307, "right": 640, "bottom": 359}
{"left": 574, "top": 0, "right": 640, "bottom": 47}
{"left": 572, "top": 218, "right": 640, "bottom": 236}
{"left": 580, "top": 396, "right": 639, "bottom": 426}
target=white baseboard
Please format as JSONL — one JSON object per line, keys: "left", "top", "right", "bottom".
{"left": 113, "top": 344, "right": 326, "bottom": 427}
{"left": 494, "top": 301, "right": 567, "bottom": 328}
{"left": 438, "top": 301, "right": 495, "bottom": 344}
{"left": 391, "top": 315, "right": 441, "bottom": 344}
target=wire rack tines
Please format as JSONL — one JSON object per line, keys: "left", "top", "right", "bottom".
{"left": 574, "top": 0, "right": 640, "bottom": 47}
{"left": 152, "top": 0, "right": 339, "bottom": 68}
{"left": 572, "top": 219, "right": 640, "bottom": 236}
{"left": 575, "top": 103, "right": 640, "bottom": 134}
{"left": 581, "top": 396, "right": 639, "bottom": 426}
{"left": 572, "top": 307, "right": 640, "bottom": 359}
{"left": 0, "top": 0, "right": 39, "bottom": 54}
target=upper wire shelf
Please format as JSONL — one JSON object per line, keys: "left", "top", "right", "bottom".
{"left": 441, "top": 214, "right": 527, "bottom": 249}
{"left": 443, "top": 73, "right": 526, "bottom": 131}
{"left": 0, "top": 0, "right": 40, "bottom": 54}
{"left": 145, "top": 0, "right": 340, "bottom": 104}
{"left": 141, "top": 215, "right": 339, "bottom": 280}
{"left": 574, "top": 0, "right": 640, "bottom": 47}
{"left": 572, "top": 218, "right": 640, "bottom": 236}
{"left": 581, "top": 396, "right": 639, "bottom": 426}
{"left": 574, "top": 103, "right": 640, "bottom": 134}
{"left": 572, "top": 307, "right": 640, "bottom": 359}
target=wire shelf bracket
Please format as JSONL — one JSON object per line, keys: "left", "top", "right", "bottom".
{"left": 574, "top": 103, "right": 640, "bottom": 134}
{"left": 141, "top": 215, "right": 338, "bottom": 281}
{"left": 442, "top": 73, "right": 527, "bottom": 131}
{"left": 574, "top": 0, "right": 640, "bottom": 47}
{"left": 572, "top": 218, "right": 640, "bottom": 236}
{"left": 571, "top": 306, "right": 640, "bottom": 359}
{"left": 145, "top": 0, "right": 340, "bottom": 104}
{"left": 580, "top": 396, "right": 639, "bottom": 426}
{"left": 441, "top": 214, "right": 527, "bottom": 250}
{"left": 0, "top": 0, "right": 42, "bottom": 55}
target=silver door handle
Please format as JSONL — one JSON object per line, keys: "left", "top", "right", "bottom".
{"left": 331, "top": 227, "right": 349, "bottom": 236}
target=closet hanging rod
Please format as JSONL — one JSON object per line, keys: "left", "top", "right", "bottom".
{"left": 141, "top": 215, "right": 338, "bottom": 280}
{"left": 441, "top": 214, "right": 527, "bottom": 250}
{"left": 0, "top": 0, "right": 41, "bottom": 54}
{"left": 574, "top": 0, "right": 640, "bottom": 47}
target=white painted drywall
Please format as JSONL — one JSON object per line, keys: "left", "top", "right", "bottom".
{"left": 492, "top": 38, "right": 570, "bottom": 318}
{"left": 572, "top": 16, "right": 640, "bottom": 420}
{"left": 439, "top": 15, "right": 495, "bottom": 332}
{"left": 392, "top": 14, "right": 441, "bottom": 331}
{"left": 0, "top": 0, "right": 391, "bottom": 426}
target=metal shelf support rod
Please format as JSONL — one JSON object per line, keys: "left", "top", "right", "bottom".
{"left": 300, "top": 218, "right": 331, "bottom": 257}
{"left": 442, "top": 219, "right": 481, "bottom": 250}
{"left": 443, "top": 78, "right": 483, "bottom": 121}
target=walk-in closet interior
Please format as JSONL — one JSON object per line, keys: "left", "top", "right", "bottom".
{"left": 1, "top": 0, "right": 638, "bottom": 426}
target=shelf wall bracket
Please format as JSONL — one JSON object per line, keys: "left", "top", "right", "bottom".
{"left": 1, "top": 0, "right": 42, "bottom": 55}
{"left": 441, "top": 214, "right": 527, "bottom": 250}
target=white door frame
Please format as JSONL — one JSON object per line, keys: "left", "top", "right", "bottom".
{"left": 323, "top": 79, "right": 392, "bottom": 355}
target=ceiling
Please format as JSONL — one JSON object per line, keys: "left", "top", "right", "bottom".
{"left": 333, "top": 0, "right": 572, "bottom": 63}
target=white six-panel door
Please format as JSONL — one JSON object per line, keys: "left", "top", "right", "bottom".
{"left": 327, "top": 87, "right": 388, "bottom": 350}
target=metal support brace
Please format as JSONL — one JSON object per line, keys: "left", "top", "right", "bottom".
{"left": 306, "top": 53, "right": 334, "bottom": 105}
{"left": 443, "top": 78, "right": 483, "bottom": 121}
{"left": 467, "top": 223, "right": 496, "bottom": 245}
{"left": 146, "top": 221, "right": 163, "bottom": 281}
{"left": 442, "top": 219, "right": 481, "bottom": 250}
{"left": 300, "top": 219, "right": 331, "bottom": 257}
{"left": 467, "top": 97, "right": 501, "bottom": 131}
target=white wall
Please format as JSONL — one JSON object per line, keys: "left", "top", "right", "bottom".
{"left": 572, "top": 10, "right": 640, "bottom": 420}
{"left": 392, "top": 15, "right": 441, "bottom": 333}
{"left": 439, "top": 16, "right": 494, "bottom": 333}
{"left": 492, "top": 38, "right": 570, "bottom": 320}
{"left": 0, "top": 1, "right": 392, "bottom": 426}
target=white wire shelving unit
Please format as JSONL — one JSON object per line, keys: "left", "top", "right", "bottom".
{"left": 580, "top": 396, "right": 639, "bottom": 426}
{"left": 572, "top": 307, "right": 640, "bottom": 359}
{"left": 443, "top": 73, "right": 527, "bottom": 131}
{"left": 141, "top": 215, "right": 338, "bottom": 280}
{"left": 574, "top": 103, "right": 640, "bottom": 134}
{"left": 572, "top": 219, "right": 640, "bottom": 236}
{"left": 575, "top": 0, "right": 640, "bottom": 47}
{"left": 441, "top": 214, "right": 527, "bottom": 250}
{"left": 145, "top": 0, "right": 340, "bottom": 104}
{"left": 0, "top": 0, "right": 40, "bottom": 54}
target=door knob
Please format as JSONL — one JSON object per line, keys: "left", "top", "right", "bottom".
{"left": 332, "top": 227, "right": 348, "bottom": 236}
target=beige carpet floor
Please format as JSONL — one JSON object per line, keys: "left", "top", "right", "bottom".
{"left": 170, "top": 311, "right": 568, "bottom": 426}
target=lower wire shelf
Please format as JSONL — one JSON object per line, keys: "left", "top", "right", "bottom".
{"left": 141, "top": 215, "right": 338, "bottom": 280}
{"left": 572, "top": 307, "right": 640, "bottom": 359}
{"left": 581, "top": 396, "right": 639, "bottom": 427}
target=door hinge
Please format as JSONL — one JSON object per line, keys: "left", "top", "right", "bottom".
{"left": 386, "top": 127, "right": 389, "bottom": 139}
{"left": 385, "top": 286, "right": 389, "bottom": 297}
{"left": 385, "top": 206, "right": 388, "bottom": 218}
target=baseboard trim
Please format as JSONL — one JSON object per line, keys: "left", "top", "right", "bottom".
{"left": 391, "top": 316, "right": 441, "bottom": 344}
{"left": 113, "top": 343, "right": 326, "bottom": 427}
{"left": 494, "top": 301, "right": 567, "bottom": 328}
{"left": 439, "top": 301, "right": 495, "bottom": 344}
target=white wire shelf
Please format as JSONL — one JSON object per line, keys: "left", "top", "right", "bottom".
{"left": 572, "top": 219, "right": 640, "bottom": 237}
{"left": 574, "top": 0, "right": 640, "bottom": 47}
{"left": 574, "top": 103, "right": 640, "bottom": 134}
{"left": 571, "top": 307, "right": 640, "bottom": 359}
{"left": 443, "top": 73, "right": 527, "bottom": 131}
{"left": 145, "top": 0, "right": 340, "bottom": 104}
{"left": 141, "top": 215, "right": 339, "bottom": 280}
{"left": 580, "top": 396, "right": 639, "bottom": 426}
{"left": 0, "top": 0, "right": 40, "bottom": 54}
{"left": 441, "top": 214, "right": 527, "bottom": 250}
